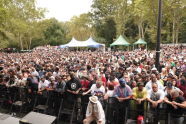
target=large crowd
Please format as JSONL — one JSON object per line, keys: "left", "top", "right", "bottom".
{"left": 0, "top": 45, "right": 185, "bottom": 124}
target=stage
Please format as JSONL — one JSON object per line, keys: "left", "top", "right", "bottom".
{"left": 0, "top": 113, "right": 20, "bottom": 124}
{"left": 0, "top": 112, "right": 56, "bottom": 124}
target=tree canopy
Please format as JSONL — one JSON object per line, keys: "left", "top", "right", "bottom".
{"left": 0, "top": 0, "right": 185, "bottom": 50}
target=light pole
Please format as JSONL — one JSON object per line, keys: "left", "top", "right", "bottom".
{"left": 155, "top": 0, "right": 162, "bottom": 71}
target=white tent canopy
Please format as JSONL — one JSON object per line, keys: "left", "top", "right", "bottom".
{"left": 59, "top": 37, "right": 104, "bottom": 48}
{"left": 66, "top": 37, "right": 85, "bottom": 47}
{"left": 83, "top": 37, "right": 105, "bottom": 48}
{"left": 59, "top": 37, "right": 83, "bottom": 48}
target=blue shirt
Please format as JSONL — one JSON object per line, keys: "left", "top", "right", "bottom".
{"left": 113, "top": 85, "right": 132, "bottom": 98}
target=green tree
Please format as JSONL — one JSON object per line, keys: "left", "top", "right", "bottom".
{"left": 164, "top": 0, "right": 186, "bottom": 43}
{"left": 65, "top": 13, "right": 92, "bottom": 41}
{"left": 131, "top": 0, "right": 149, "bottom": 39}
{"left": 43, "top": 18, "right": 66, "bottom": 46}
{"left": 101, "top": 18, "right": 116, "bottom": 45}
{"left": 91, "top": 0, "right": 130, "bottom": 44}
{"left": 0, "top": 0, "right": 45, "bottom": 49}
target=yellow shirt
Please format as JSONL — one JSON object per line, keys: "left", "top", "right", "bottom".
{"left": 132, "top": 87, "right": 147, "bottom": 99}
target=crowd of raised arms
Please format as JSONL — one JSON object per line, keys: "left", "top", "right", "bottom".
{"left": 0, "top": 45, "right": 185, "bottom": 124}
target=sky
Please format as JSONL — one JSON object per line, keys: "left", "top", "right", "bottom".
{"left": 36, "top": 0, "right": 93, "bottom": 22}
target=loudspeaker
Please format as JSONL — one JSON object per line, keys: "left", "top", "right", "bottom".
{"left": 19, "top": 119, "right": 32, "bottom": 124}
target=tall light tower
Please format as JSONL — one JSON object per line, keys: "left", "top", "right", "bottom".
{"left": 155, "top": 0, "right": 162, "bottom": 71}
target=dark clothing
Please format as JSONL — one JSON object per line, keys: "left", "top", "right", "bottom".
{"left": 65, "top": 78, "right": 82, "bottom": 103}
{"left": 27, "top": 77, "right": 38, "bottom": 92}
{"left": 88, "top": 80, "right": 96, "bottom": 89}
{"left": 166, "top": 95, "right": 185, "bottom": 117}
{"left": 136, "top": 101, "right": 145, "bottom": 116}
{"left": 178, "top": 84, "right": 186, "bottom": 99}
{"left": 66, "top": 78, "right": 82, "bottom": 92}
{"left": 117, "top": 100, "right": 130, "bottom": 124}
{"left": 55, "top": 81, "right": 66, "bottom": 93}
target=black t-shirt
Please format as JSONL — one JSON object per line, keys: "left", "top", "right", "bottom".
{"left": 27, "top": 77, "right": 38, "bottom": 92}
{"left": 88, "top": 80, "right": 96, "bottom": 89}
{"left": 66, "top": 78, "right": 82, "bottom": 91}
{"left": 65, "top": 78, "right": 82, "bottom": 102}
{"left": 166, "top": 95, "right": 185, "bottom": 117}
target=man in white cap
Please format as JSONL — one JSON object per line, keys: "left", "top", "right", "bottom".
{"left": 83, "top": 96, "right": 105, "bottom": 124}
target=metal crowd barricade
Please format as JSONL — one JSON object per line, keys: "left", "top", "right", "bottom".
{"left": 9, "top": 86, "right": 28, "bottom": 115}
{"left": 33, "top": 90, "right": 50, "bottom": 114}
{"left": 105, "top": 97, "right": 119, "bottom": 124}
{"left": 0, "top": 85, "right": 8, "bottom": 109}
{"left": 57, "top": 92, "right": 76, "bottom": 124}
{"left": 144, "top": 102, "right": 169, "bottom": 124}
{"left": 81, "top": 94, "right": 92, "bottom": 120}
{"left": 51, "top": 89, "right": 64, "bottom": 116}
{"left": 104, "top": 97, "right": 130, "bottom": 124}
{"left": 127, "top": 99, "right": 148, "bottom": 120}
{"left": 122, "top": 99, "right": 170, "bottom": 124}
{"left": 167, "top": 111, "right": 186, "bottom": 124}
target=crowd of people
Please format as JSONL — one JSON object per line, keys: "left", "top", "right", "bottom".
{"left": 0, "top": 45, "right": 185, "bottom": 124}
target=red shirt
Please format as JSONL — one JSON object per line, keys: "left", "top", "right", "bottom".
{"left": 102, "top": 76, "right": 107, "bottom": 87}
{"left": 179, "top": 85, "right": 186, "bottom": 99}
{"left": 108, "top": 81, "right": 119, "bottom": 87}
{"left": 80, "top": 80, "right": 90, "bottom": 91}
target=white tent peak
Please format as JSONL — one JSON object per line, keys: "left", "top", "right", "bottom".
{"left": 59, "top": 36, "right": 105, "bottom": 48}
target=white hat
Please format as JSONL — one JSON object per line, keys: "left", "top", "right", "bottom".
{"left": 151, "top": 67, "right": 157, "bottom": 71}
{"left": 89, "top": 96, "right": 98, "bottom": 104}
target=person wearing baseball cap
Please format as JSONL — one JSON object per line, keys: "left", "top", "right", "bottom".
{"left": 132, "top": 82, "right": 147, "bottom": 118}
{"left": 83, "top": 96, "right": 105, "bottom": 124}
{"left": 164, "top": 89, "right": 186, "bottom": 124}
{"left": 113, "top": 78, "right": 132, "bottom": 124}
{"left": 164, "top": 82, "right": 184, "bottom": 96}
{"left": 113, "top": 78, "right": 132, "bottom": 101}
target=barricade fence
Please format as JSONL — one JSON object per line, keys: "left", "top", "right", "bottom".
{"left": 0, "top": 85, "right": 185, "bottom": 124}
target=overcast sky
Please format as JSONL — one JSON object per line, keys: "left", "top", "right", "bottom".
{"left": 36, "top": 0, "right": 93, "bottom": 22}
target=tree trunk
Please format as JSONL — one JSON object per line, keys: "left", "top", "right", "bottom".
{"left": 172, "top": 11, "right": 176, "bottom": 44}
{"left": 175, "top": 27, "right": 179, "bottom": 44}
{"left": 26, "top": 41, "right": 29, "bottom": 50}
{"left": 138, "top": 24, "right": 141, "bottom": 38}
{"left": 141, "top": 23, "right": 144, "bottom": 39}
{"left": 19, "top": 33, "right": 23, "bottom": 50}
{"left": 172, "top": 20, "right": 175, "bottom": 44}
{"left": 175, "top": 13, "right": 182, "bottom": 44}
{"left": 29, "top": 37, "right": 32, "bottom": 50}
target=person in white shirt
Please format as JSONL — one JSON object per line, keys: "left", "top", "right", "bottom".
{"left": 145, "top": 74, "right": 164, "bottom": 91}
{"left": 104, "top": 84, "right": 114, "bottom": 100}
{"left": 83, "top": 81, "right": 105, "bottom": 97}
{"left": 147, "top": 83, "right": 165, "bottom": 108}
{"left": 31, "top": 68, "right": 39, "bottom": 77}
{"left": 14, "top": 74, "right": 27, "bottom": 86}
{"left": 83, "top": 96, "right": 105, "bottom": 124}
{"left": 146, "top": 83, "right": 165, "bottom": 123}
{"left": 38, "top": 77, "right": 50, "bottom": 93}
